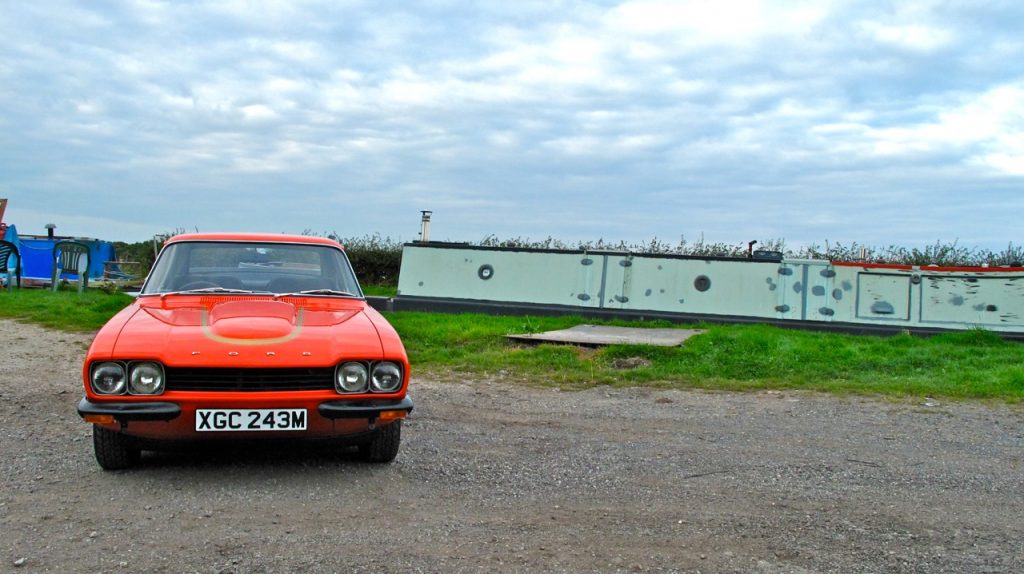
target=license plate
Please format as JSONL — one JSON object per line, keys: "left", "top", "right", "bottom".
{"left": 195, "top": 409, "right": 307, "bottom": 432}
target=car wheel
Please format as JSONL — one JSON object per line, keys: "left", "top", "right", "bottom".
{"left": 358, "top": 420, "right": 402, "bottom": 463}
{"left": 92, "top": 426, "right": 141, "bottom": 470}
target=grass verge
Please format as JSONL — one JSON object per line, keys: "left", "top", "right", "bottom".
{"left": 0, "top": 289, "right": 135, "bottom": 331}
{"left": 1, "top": 289, "right": 1021, "bottom": 400}
{"left": 385, "top": 312, "right": 1024, "bottom": 401}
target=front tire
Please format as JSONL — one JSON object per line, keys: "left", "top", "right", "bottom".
{"left": 92, "top": 426, "right": 141, "bottom": 470}
{"left": 358, "top": 420, "right": 402, "bottom": 463}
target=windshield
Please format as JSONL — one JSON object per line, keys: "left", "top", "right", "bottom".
{"left": 140, "top": 241, "right": 362, "bottom": 297}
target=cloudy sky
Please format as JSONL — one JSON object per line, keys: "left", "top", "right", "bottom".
{"left": 1, "top": 1, "right": 1022, "bottom": 250}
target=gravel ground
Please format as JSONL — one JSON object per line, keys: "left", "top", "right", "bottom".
{"left": 1, "top": 318, "right": 1023, "bottom": 573}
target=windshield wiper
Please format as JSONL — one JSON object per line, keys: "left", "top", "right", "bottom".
{"left": 159, "top": 287, "right": 270, "bottom": 299}
{"left": 273, "top": 289, "right": 359, "bottom": 299}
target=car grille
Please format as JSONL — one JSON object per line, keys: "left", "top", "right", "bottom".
{"left": 164, "top": 367, "right": 336, "bottom": 392}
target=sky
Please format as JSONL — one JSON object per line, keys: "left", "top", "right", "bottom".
{"left": 1, "top": 1, "right": 1022, "bottom": 250}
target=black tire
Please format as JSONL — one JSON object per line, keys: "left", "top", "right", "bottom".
{"left": 358, "top": 420, "right": 402, "bottom": 463}
{"left": 92, "top": 426, "right": 141, "bottom": 470}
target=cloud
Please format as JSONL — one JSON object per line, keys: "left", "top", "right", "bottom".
{"left": 607, "top": 0, "right": 828, "bottom": 44}
{"left": 802, "top": 81, "right": 1024, "bottom": 175}
{"left": 1, "top": 0, "right": 1023, "bottom": 250}
{"left": 862, "top": 22, "right": 954, "bottom": 52}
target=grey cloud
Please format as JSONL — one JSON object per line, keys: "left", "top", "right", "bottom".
{"left": 1, "top": 1, "right": 1023, "bottom": 249}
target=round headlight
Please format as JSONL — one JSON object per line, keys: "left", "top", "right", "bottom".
{"left": 336, "top": 362, "right": 368, "bottom": 393}
{"left": 129, "top": 362, "right": 165, "bottom": 395}
{"left": 370, "top": 362, "right": 403, "bottom": 393}
{"left": 91, "top": 362, "right": 126, "bottom": 395}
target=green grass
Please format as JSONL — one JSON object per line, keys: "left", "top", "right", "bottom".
{"left": 0, "top": 289, "right": 135, "bottom": 331}
{"left": 361, "top": 284, "right": 398, "bottom": 297}
{"left": 2, "top": 289, "right": 1022, "bottom": 401}
{"left": 385, "top": 312, "right": 1024, "bottom": 401}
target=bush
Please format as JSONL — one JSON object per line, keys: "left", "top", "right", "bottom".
{"left": 112, "top": 229, "right": 186, "bottom": 280}
{"left": 337, "top": 233, "right": 404, "bottom": 286}
{"left": 111, "top": 240, "right": 159, "bottom": 276}
{"left": 804, "top": 240, "right": 1024, "bottom": 267}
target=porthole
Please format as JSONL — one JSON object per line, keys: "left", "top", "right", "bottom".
{"left": 694, "top": 275, "right": 711, "bottom": 292}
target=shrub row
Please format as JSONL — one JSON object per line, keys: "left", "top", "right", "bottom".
{"left": 113, "top": 234, "right": 1023, "bottom": 288}
{"left": 479, "top": 235, "right": 1024, "bottom": 266}
{"left": 112, "top": 232, "right": 405, "bottom": 287}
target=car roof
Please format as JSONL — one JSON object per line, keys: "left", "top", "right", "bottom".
{"left": 165, "top": 233, "right": 343, "bottom": 248}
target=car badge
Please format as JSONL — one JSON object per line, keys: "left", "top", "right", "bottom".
{"left": 266, "top": 352, "right": 276, "bottom": 357}
{"left": 228, "top": 351, "right": 239, "bottom": 356}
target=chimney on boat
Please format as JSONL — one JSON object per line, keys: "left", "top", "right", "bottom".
{"left": 419, "top": 211, "right": 432, "bottom": 243}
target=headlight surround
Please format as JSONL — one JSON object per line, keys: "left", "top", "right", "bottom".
{"left": 91, "top": 362, "right": 127, "bottom": 395}
{"left": 370, "top": 361, "right": 403, "bottom": 393}
{"left": 336, "top": 362, "right": 369, "bottom": 393}
{"left": 128, "top": 362, "right": 165, "bottom": 395}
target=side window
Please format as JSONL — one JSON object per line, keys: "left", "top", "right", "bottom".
{"left": 334, "top": 250, "right": 361, "bottom": 293}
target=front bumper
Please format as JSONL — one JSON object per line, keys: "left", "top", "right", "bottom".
{"left": 77, "top": 398, "right": 181, "bottom": 421}
{"left": 318, "top": 396, "right": 413, "bottom": 419}
{"left": 77, "top": 396, "right": 413, "bottom": 423}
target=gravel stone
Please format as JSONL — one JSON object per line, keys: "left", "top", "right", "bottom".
{"left": 1, "top": 319, "right": 1022, "bottom": 573}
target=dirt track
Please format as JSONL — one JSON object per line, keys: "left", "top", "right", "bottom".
{"left": 1, "top": 319, "right": 1023, "bottom": 573}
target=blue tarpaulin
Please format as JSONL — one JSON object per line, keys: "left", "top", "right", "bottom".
{"left": 1, "top": 224, "right": 117, "bottom": 283}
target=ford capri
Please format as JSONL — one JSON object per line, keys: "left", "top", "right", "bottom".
{"left": 77, "top": 233, "right": 411, "bottom": 469}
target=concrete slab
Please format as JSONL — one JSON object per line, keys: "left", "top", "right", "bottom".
{"left": 507, "top": 324, "right": 704, "bottom": 347}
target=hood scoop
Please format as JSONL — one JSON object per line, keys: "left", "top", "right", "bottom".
{"left": 207, "top": 300, "right": 298, "bottom": 341}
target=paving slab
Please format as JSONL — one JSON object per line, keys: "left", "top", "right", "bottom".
{"left": 507, "top": 324, "right": 704, "bottom": 347}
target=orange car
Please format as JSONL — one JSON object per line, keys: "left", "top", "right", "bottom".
{"left": 77, "top": 233, "right": 411, "bottom": 469}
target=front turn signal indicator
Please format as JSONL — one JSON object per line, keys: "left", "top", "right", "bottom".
{"left": 378, "top": 410, "right": 407, "bottom": 422}
{"left": 84, "top": 414, "right": 116, "bottom": 425}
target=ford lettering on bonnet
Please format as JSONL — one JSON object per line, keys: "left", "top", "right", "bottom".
{"left": 77, "top": 233, "right": 412, "bottom": 470}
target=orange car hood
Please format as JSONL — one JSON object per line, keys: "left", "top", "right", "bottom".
{"left": 114, "top": 298, "right": 384, "bottom": 368}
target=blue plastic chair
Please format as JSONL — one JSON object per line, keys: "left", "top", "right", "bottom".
{"left": 52, "top": 241, "right": 91, "bottom": 292}
{"left": 0, "top": 240, "right": 21, "bottom": 291}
